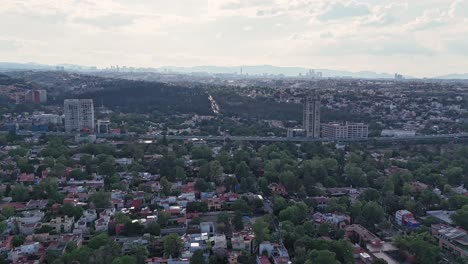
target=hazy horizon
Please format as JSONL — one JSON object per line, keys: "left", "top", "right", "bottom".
{"left": 1, "top": 0, "right": 468, "bottom": 77}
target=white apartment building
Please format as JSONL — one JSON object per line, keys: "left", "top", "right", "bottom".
{"left": 321, "top": 122, "right": 368, "bottom": 139}
{"left": 64, "top": 99, "right": 95, "bottom": 133}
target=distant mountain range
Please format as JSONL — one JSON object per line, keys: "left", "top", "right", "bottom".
{"left": 1, "top": 62, "right": 467, "bottom": 80}
{"left": 159, "top": 65, "right": 401, "bottom": 79}
{"left": 434, "top": 73, "right": 468, "bottom": 79}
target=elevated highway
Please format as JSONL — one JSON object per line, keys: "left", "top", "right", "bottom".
{"left": 30, "top": 131, "right": 468, "bottom": 143}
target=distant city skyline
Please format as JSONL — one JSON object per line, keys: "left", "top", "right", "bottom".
{"left": 1, "top": 0, "right": 468, "bottom": 77}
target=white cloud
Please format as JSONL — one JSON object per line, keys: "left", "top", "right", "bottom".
{"left": 0, "top": 0, "right": 467, "bottom": 76}
{"left": 450, "top": 0, "right": 468, "bottom": 18}
{"left": 406, "top": 9, "right": 448, "bottom": 31}
{"left": 318, "top": 1, "right": 370, "bottom": 21}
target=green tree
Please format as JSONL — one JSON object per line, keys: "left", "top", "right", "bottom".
{"left": 190, "top": 250, "right": 206, "bottom": 264}
{"left": 306, "top": 250, "right": 340, "bottom": 264}
{"left": 11, "top": 185, "right": 30, "bottom": 202}
{"left": 199, "top": 161, "right": 224, "bottom": 183}
{"left": 113, "top": 212, "right": 131, "bottom": 225}
{"left": 359, "top": 188, "right": 380, "bottom": 202}
{"left": 1, "top": 206, "right": 15, "bottom": 218}
{"left": 34, "top": 177, "right": 62, "bottom": 202}
{"left": 237, "top": 253, "right": 255, "bottom": 264}
{"left": 233, "top": 211, "right": 244, "bottom": 231}
{"left": 88, "top": 233, "right": 109, "bottom": 250}
{"left": 112, "top": 256, "right": 137, "bottom": 264}
{"left": 45, "top": 249, "right": 61, "bottom": 264}
{"left": 60, "top": 204, "right": 83, "bottom": 220}
{"left": 90, "top": 191, "right": 111, "bottom": 209}
{"left": 395, "top": 232, "right": 440, "bottom": 264}
{"left": 231, "top": 199, "right": 252, "bottom": 215}
{"left": 160, "top": 176, "right": 172, "bottom": 196}
{"left": 235, "top": 162, "right": 251, "bottom": 179}
{"left": 123, "top": 222, "right": 145, "bottom": 236}
{"left": 217, "top": 212, "right": 232, "bottom": 234}
{"left": 145, "top": 221, "right": 161, "bottom": 236}
{"left": 69, "top": 169, "right": 90, "bottom": 180}
{"left": 272, "top": 196, "right": 287, "bottom": 216}
{"left": 0, "top": 221, "right": 7, "bottom": 235}
{"left": 34, "top": 225, "right": 54, "bottom": 234}
{"left": 65, "top": 241, "right": 78, "bottom": 253}
{"left": 279, "top": 203, "right": 308, "bottom": 225}
{"left": 99, "top": 161, "right": 116, "bottom": 176}
{"left": 345, "top": 165, "right": 367, "bottom": 187}
{"left": 451, "top": 205, "right": 468, "bottom": 230}
{"left": 195, "top": 178, "right": 212, "bottom": 192}
{"left": 60, "top": 245, "right": 94, "bottom": 264}
{"left": 252, "top": 218, "right": 270, "bottom": 244}
{"left": 445, "top": 166, "right": 463, "bottom": 185}
{"left": 50, "top": 163, "right": 66, "bottom": 178}
{"left": 175, "top": 166, "right": 187, "bottom": 181}
{"left": 192, "top": 146, "right": 213, "bottom": 160}
{"left": 160, "top": 152, "right": 177, "bottom": 179}
{"left": 12, "top": 235, "right": 25, "bottom": 247}
{"left": 361, "top": 201, "right": 384, "bottom": 229}
{"left": 129, "top": 245, "right": 149, "bottom": 264}
{"left": 163, "top": 234, "right": 182, "bottom": 258}
{"left": 89, "top": 240, "right": 122, "bottom": 263}
{"left": 157, "top": 212, "right": 171, "bottom": 228}
{"left": 187, "top": 201, "right": 209, "bottom": 213}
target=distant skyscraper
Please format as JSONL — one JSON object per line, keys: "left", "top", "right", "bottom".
{"left": 64, "top": 99, "right": 95, "bottom": 133}
{"left": 394, "top": 73, "right": 404, "bottom": 81}
{"left": 25, "top": 89, "right": 47, "bottom": 103}
{"left": 303, "top": 92, "right": 321, "bottom": 138}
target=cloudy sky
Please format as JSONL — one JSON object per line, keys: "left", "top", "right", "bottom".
{"left": 1, "top": 0, "right": 468, "bottom": 76}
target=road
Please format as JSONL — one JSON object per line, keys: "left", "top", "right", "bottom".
{"left": 16, "top": 131, "right": 468, "bottom": 143}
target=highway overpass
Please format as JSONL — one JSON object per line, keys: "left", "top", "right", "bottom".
{"left": 30, "top": 131, "right": 468, "bottom": 143}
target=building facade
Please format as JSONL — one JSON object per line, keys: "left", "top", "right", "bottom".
{"left": 431, "top": 224, "right": 468, "bottom": 258}
{"left": 97, "top": 119, "right": 110, "bottom": 134}
{"left": 64, "top": 99, "right": 95, "bottom": 133}
{"left": 25, "top": 89, "right": 47, "bottom": 103}
{"left": 321, "top": 122, "right": 368, "bottom": 139}
{"left": 286, "top": 128, "right": 305, "bottom": 138}
{"left": 303, "top": 93, "right": 321, "bottom": 138}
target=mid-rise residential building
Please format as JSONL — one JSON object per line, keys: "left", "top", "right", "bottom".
{"left": 25, "top": 89, "right": 47, "bottom": 103}
{"left": 64, "top": 99, "right": 95, "bottom": 133}
{"left": 303, "top": 93, "right": 320, "bottom": 138}
{"left": 97, "top": 119, "right": 110, "bottom": 134}
{"left": 431, "top": 224, "right": 468, "bottom": 258}
{"left": 321, "top": 122, "right": 368, "bottom": 139}
{"left": 395, "top": 210, "right": 420, "bottom": 228}
{"left": 32, "top": 114, "right": 61, "bottom": 125}
{"left": 286, "top": 128, "right": 305, "bottom": 138}
{"left": 48, "top": 216, "right": 75, "bottom": 233}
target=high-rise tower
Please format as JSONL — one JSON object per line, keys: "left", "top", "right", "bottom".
{"left": 64, "top": 99, "right": 95, "bottom": 133}
{"left": 303, "top": 92, "right": 321, "bottom": 138}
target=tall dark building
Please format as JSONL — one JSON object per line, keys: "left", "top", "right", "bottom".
{"left": 303, "top": 92, "right": 321, "bottom": 138}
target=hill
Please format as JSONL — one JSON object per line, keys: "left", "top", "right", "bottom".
{"left": 74, "top": 79, "right": 213, "bottom": 115}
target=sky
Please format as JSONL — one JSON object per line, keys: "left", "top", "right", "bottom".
{"left": 1, "top": 0, "right": 468, "bottom": 77}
